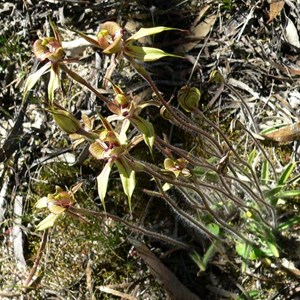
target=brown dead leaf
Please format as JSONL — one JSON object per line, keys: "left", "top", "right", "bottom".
{"left": 192, "top": 5, "right": 210, "bottom": 28}
{"left": 193, "top": 14, "right": 217, "bottom": 40}
{"left": 268, "top": 0, "right": 285, "bottom": 23}
{"left": 129, "top": 238, "right": 200, "bottom": 300}
{"left": 176, "top": 14, "right": 217, "bottom": 53}
{"left": 271, "top": 61, "right": 300, "bottom": 75}
{"left": 263, "top": 122, "right": 300, "bottom": 143}
{"left": 281, "top": 258, "right": 300, "bottom": 277}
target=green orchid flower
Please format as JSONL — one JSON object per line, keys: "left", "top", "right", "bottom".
{"left": 89, "top": 115, "right": 137, "bottom": 211}
{"left": 106, "top": 81, "right": 159, "bottom": 153}
{"left": 23, "top": 20, "right": 65, "bottom": 105}
{"left": 35, "top": 183, "right": 82, "bottom": 231}
{"left": 76, "top": 21, "right": 183, "bottom": 62}
{"left": 23, "top": 21, "right": 109, "bottom": 106}
{"left": 164, "top": 157, "right": 191, "bottom": 178}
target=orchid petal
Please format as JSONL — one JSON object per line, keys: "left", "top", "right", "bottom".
{"left": 36, "top": 213, "right": 59, "bottom": 231}
{"left": 127, "top": 26, "right": 184, "bottom": 42}
{"left": 115, "top": 158, "right": 136, "bottom": 211}
{"left": 23, "top": 62, "right": 51, "bottom": 101}
{"left": 48, "top": 64, "right": 60, "bottom": 104}
{"left": 89, "top": 142, "right": 106, "bottom": 160}
{"left": 119, "top": 118, "right": 130, "bottom": 145}
{"left": 97, "top": 161, "right": 113, "bottom": 210}
{"left": 74, "top": 30, "right": 101, "bottom": 48}
{"left": 125, "top": 45, "right": 183, "bottom": 62}
{"left": 130, "top": 115, "right": 155, "bottom": 153}
{"left": 35, "top": 197, "right": 48, "bottom": 209}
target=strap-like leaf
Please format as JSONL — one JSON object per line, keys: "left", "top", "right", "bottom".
{"left": 261, "top": 160, "right": 270, "bottom": 183}
{"left": 278, "top": 162, "right": 296, "bottom": 185}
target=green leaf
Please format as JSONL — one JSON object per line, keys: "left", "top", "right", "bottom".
{"left": 127, "top": 26, "right": 183, "bottom": 42}
{"left": 236, "top": 242, "right": 258, "bottom": 260}
{"left": 278, "top": 216, "right": 300, "bottom": 231}
{"left": 115, "top": 158, "right": 136, "bottom": 211}
{"left": 260, "top": 124, "right": 286, "bottom": 135}
{"left": 261, "top": 160, "right": 269, "bottom": 183}
{"left": 190, "top": 251, "right": 206, "bottom": 272}
{"left": 266, "top": 241, "right": 279, "bottom": 258}
{"left": 97, "top": 161, "right": 113, "bottom": 210}
{"left": 202, "top": 241, "right": 219, "bottom": 271}
{"left": 192, "top": 167, "right": 218, "bottom": 182}
{"left": 277, "top": 189, "right": 300, "bottom": 198}
{"left": 36, "top": 213, "right": 59, "bottom": 231}
{"left": 130, "top": 115, "right": 155, "bottom": 153}
{"left": 263, "top": 186, "right": 283, "bottom": 199}
{"left": 191, "top": 241, "right": 220, "bottom": 273}
{"left": 125, "top": 45, "right": 183, "bottom": 62}
{"left": 23, "top": 62, "right": 51, "bottom": 101}
{"left": 207, "top": 223, "right": 220, "bottom": 235}
{"left": 278, "top": 162, "right": 296, "bottom": 185}
{"left": 248, "top": 149, "right": 257, "bottom": 165}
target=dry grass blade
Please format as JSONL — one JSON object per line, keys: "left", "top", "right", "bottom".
{"left": 98, "top": 286, "right": 137, "bottom": 300}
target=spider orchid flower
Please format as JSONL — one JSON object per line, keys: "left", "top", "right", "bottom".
{"left": 23, "top": 20, "right": 66, "bottom": 104}
{"left": 76, "top": 21, "right": 184, "bottom": 62}
{"left": 164, "top": 157, "right": 191, "bottom": 178}
{"left": 23, "top": 21, "right": 109, "bottom": 106}
{"left": 35, "top": 183, "right": 82, "bottom": 231}
{"left": 106, "top": 82, "right": 159, "bottom": 153}
{"left": 88, "top": 115, "right": 137, "bottom": 211}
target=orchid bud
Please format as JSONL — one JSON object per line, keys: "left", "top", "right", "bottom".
{"left": 52, "top": 109, "right": 82, "bottom": 134}
{"left": 177, "top": 86, "right": 201, "bottom": 112}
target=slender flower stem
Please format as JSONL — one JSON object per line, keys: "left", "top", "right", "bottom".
{"left": 68, "top": 207, "right": 190, "bottom": 249}
{"left": 24, "top": 230, "right": 48, "bottom": 288}
{"left": 61, "top": 64, "right": 118, "bottom": 111}
{"left": 125, "top": 154, "right": 256, "bottom": 245}
{"left": 127, "top": 56, "right": 224, "bottom": 155}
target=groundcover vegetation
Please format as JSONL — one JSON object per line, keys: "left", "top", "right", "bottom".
{"left": 1, "top": 1, "right": 300, "bottom": 299}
